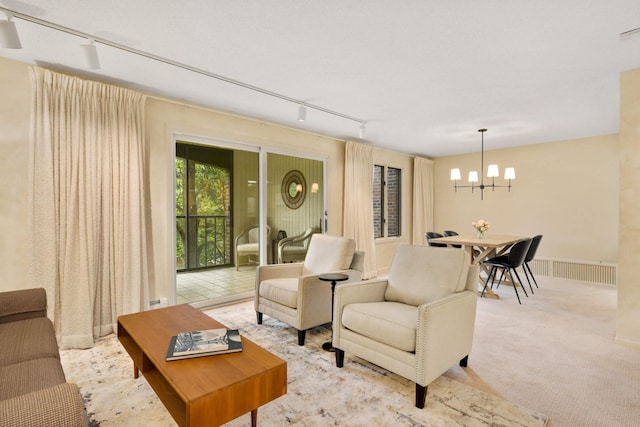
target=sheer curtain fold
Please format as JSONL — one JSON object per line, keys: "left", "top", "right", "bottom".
{"left": 28, "top": 67, "right": 149, "bottom": 349}
{"left": 412, "top": 156, "right": 434, "bottom": 245}
{"left": 343, "top": 140, "right": 377, "bottom": 279}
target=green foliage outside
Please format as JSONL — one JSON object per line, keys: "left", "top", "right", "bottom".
{"left": 176, "top": 158, "right": 231, "bottom": 270}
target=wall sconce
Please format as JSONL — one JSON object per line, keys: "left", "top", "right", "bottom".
{"left": 311, "top": 182, "right": 319, "bottom": 193}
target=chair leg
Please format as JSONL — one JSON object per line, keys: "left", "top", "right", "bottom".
{"left": 459, "top": 355, "right": 469, "bottom": 367}
{"left": 335, "top": 349, "right": 345, "bottom": 367}
{"left": 507, "top": 269, "right": 522, "bottom": 304}
{"left": 525, "top": 262, "right": 539, "bottom": 288}
{"left": 256, "top": 312, "right": 263, "bottom": 324}
{"left": 513, "top": 269, "right": 528, "bottom": 297}
{"left": 481, "top": 266, "right": 495, "bottom": 297}
{"left": 415, "top": 384, "right": 427, "bottom": 409}
{"left": 495, "top": 269, "right": 506, "bottom": 289}
{"left": 521, "top": 265, "right": 535, "bottom": 294}
{"left": 297, "top": 329, "right": 306, "bottom": 346}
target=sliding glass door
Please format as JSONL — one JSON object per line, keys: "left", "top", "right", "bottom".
{"left": 173, "top": 138, "right": 325, "bottom": 308}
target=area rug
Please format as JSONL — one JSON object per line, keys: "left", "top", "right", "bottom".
{"left": 59, "top": 305, "right": 549, "bottom": 426}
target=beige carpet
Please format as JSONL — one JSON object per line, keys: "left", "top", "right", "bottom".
{"left": 452, "top": 276, "right": 640, "bottom": 427}
{"left": 60, "top": 305, "right": 548, "bottom": 426}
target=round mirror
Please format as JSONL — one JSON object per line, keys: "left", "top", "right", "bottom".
{"left": 281, "top": 170, "right": 306, "bottom": 209}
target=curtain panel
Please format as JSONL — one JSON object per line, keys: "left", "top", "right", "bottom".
{"left": 412, "top": 156, "right": 434, "bottom": 245}
{"left": 343, "top": 140, "right": 377, "bottom": 279}
{"left": 28, "top": 67, "right": 150, "bottom": 349}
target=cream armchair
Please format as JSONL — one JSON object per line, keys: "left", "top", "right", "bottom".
{"left": 332, "top": 245, "right": 478, "bottom": 408}
{"left": 235, "top": 224, "right": 270, "bottom": 270}
{"left": 277, "top": 227, "right": 319, "bottom": 263}
{"left": 255, "top": 234, "right": 364, "bottom": 345}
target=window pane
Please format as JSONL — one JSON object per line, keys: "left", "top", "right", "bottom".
{"left": 387, "top": 167, "right": 401, "bottom": 237}
{"left": 373, "top": 165, "right": 383, "bottom": 238}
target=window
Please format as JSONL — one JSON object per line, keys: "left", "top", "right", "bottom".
{"left": 373, "top": 165, "right": 401, "bottom": 238}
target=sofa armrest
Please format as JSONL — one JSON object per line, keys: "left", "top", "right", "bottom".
{"left": 415, "top": 290, "right": 478, "bottom": 385}
{"left": 0, "top": 382, "right": 87, "bottom": 427}
{"left": 0, "top": 288, "right": 47, "bottom": 323}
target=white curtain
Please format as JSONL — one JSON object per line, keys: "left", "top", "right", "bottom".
{"left": 343, "top": 140, "right": 377, "bottom": 279}
{"left": 28, "top": 67, "right": 150, "bottom": 349}
{"left": 412, "top": 156, "right": 434, "bottom": 245}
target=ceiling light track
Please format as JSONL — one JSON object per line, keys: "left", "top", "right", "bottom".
{"left": 620, "top": 26, "right": 640, "bottom": 40}
{"left": 0, "top": 7, "right": 367, "bottom": 132}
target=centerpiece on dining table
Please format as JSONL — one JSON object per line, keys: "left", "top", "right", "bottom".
{"left": 472, "top": 219, "right": 490, "bottom": 239}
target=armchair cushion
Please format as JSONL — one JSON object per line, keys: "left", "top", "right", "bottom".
{"left": 384, "top": 245, "right": 469, "bottom": 306}
{"left": 342, "top": 301, "right": 418, "bottom": 352}
{"left": 259, "top": 278, "right": 299, "bottom": 309}
{"left": 302, "top": 234, "right": 355, "bottom": 275}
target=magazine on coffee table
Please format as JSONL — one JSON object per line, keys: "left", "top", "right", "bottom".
{"left": 166, "top": 328, "right": 242, "bottom": 361}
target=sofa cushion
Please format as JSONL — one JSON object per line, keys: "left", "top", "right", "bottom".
{"left": 0, "top": 357, "right": 66, "bottom": 400}
{"left": 384, "top": 245, "right": 469, "bottom": 306}
{"left": 342, "top": 301, "right": 417, "bottom": 352}
{"left": 302, "top": 234, "right": 355, "bottom": 276}
{"left": 259, "top": 278, "right": 299, "bottom": 309}
{"left": 0, "top": 317, "right": 60, "bottom": 367}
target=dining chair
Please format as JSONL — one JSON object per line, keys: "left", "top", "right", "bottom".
{"left": 442, "top": 230, "right": 462, "bottom": 248}
{"left": 522, "top": 235, "right": 543, "bottom": 289}
{"left": 482, "top": 238, "right": 532, "bottom": 304}
{"left": 425, "top": 232, "right": 446, "bottom": 247}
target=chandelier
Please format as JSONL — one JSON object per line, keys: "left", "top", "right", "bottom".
{"left": 450, "top": 129, "right": 515, "bottom": 200}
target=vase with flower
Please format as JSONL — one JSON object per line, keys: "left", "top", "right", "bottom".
{"left": 472, "top": 219, "right": 490, "bottom": 239}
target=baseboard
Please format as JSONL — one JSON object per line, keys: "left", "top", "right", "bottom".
{"left": 529, "top": 257, "right": 617, "bottom": 286}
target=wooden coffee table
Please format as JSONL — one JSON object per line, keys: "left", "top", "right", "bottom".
{"left": 117, "top": 304, "right": 287, "bottom": 426}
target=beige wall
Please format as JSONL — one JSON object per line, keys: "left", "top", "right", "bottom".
{"left": 2, "top": 55, "right": 638, "bottom": 347}
{"left": 434, "top": 134, "right": 619, "bottom": 263}
{"left": 617, "top": 68, "right": 640, "bottom": 348}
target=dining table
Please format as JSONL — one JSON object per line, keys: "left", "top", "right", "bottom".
{"left": 428, "top": 234, "right": 527, "bottom": 299}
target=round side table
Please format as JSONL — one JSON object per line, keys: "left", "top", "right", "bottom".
{"left": 318, "top": 273, "right": 349, "bottom": 352}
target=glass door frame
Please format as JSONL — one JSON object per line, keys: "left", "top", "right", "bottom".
{"left": 167, "top": 132, "right": 327, "bottom": 306}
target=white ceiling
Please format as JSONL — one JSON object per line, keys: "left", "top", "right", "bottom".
{"left": 2, "top": 0, "right": 640, "bottom": 157}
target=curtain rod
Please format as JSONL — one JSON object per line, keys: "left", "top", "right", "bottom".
{"left": 1, "top": 6, "right": 367, "bottom": 125}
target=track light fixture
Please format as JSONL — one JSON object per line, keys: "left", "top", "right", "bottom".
{"left": 0, "top": 6, "right": 368, "bottom": 139}
{"left": 359, "top": 122, "right": 367, "bottom": 139}
{"left": 81, "top": 39, "right": 100, "bottom": 69}
{"left": 297, "top": 104, "right": 306, "bottom": 122}
{"left": 0, "top": 14, "right": 22, "bottom": 49}
{"left": 450, "top": 129, "right": 515, "bottom": 200}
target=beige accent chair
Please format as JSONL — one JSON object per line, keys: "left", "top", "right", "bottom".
{"left": 235, "top": 224, "right": 270, "bottom": 270}
{"left": 332, "top": 245, "right": 479, "bottom": 408}
{"left": 277, "top": 227, "right": 319, "bottom": 263}
{"left": 255, "top": 234, "right": 364, "bottom": 345}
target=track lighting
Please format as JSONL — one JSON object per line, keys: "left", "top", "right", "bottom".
{"left": 297, "top": 104, "right": 306, "bottom": 122}
{"left": 620, "top": 26, "right": 640, "bottom": 40}
{"left": 0, "top": 6, "right": 368, "bottom": 133}
{"left": 0, "top": 14, "right": 22, "bottom": 49}
{"left": 359, "top": 122, "right": 367, "bottom": 139}
{"left": 80, "top": 39, "right": 100, "bottom": 69}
